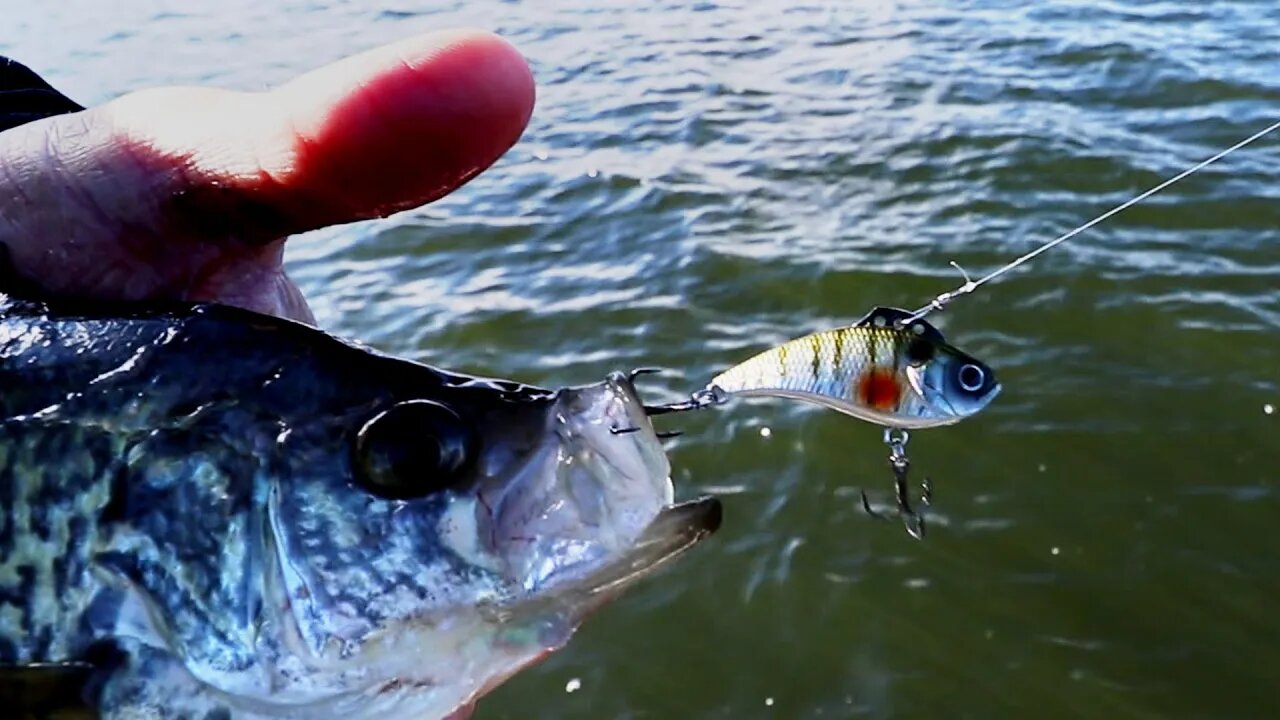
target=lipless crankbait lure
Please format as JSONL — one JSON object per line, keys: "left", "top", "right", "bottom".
{"left": 646, "top": 307, "right": 996, "bottom": 537}
{"left": 644, "top": 118, "right": 1280, "bottom": 538}
{"left": 708, "top": 307, "right": 999, "bottom": 430}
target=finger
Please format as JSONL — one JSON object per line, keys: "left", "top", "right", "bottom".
{"left": 108, "top": 28, "right": 536, "bottom": 239}
{"left": 0, "top": 30, "right": 534, "bottom": 318}
{"left": 279, "top": 29, "right": 536, "bottom": 222}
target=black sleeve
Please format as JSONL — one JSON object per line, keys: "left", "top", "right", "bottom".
{"left": 0, "top": 57, "right": 85, "bottom": 133}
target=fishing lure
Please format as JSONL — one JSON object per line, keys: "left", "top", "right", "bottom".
{"left": 693, "top": 306, "right": 998, "bottom": 430}
{"left": 645, "top": 118, "right": 1280, "bottom": 538}
{"left": 646, "top": 306, "right": 996, "bottom": 537}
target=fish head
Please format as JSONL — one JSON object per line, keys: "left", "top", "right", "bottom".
{"left": 905, "top": 339, "right": 1002, "bottom": 424}
{"left": 245, "top": 367, "right": 717, "bottom": 718}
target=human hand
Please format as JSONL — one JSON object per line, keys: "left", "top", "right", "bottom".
{"left": 0, "top": 30, "right": 534, "bottom": 324}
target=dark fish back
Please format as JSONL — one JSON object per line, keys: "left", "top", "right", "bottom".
{"left": 0, "top": 296, "right": 402, "bottom": 669}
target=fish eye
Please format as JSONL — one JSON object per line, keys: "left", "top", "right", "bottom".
{"left": 957, "top": 364, "right": 986, "bottom": 392}
{"left": 354, "top": 400, "right": 476, "bottom": 500}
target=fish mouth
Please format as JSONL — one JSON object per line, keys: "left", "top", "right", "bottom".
{"left": 192, "top": 369, "right": 721, "bottom": 720}
{"left": 493, "top": 496, "right": 722, "bottom": 622}
{"left": 475, "top": 370, "right": 721, "bottom": 599}
{"left": 561, "top": 371, "right": 722, "bottom": 597}
{"left": 545, "top": 372, "right": 722, "bottom": 605}
{"left": 439, "top": 497, "right": 720, "bottom": 720}
{"left": 594, "top": 495, "right": 722, "bottom": 594}
{"left": 419, "top": 373, "right": 723, "bottom": 718}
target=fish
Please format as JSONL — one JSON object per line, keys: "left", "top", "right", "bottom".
{"left": 708, "top": 307, "right": 1001, "bottom": 429}
{"left": 0, "top": 56, "right": 83, "bottom": 134}
{"left": 0, "top": 293, "right": 720, "bottom": 720}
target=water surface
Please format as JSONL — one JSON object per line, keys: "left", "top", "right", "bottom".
{"left": 3, "top": 1, "right": 1279, "bottom": 718}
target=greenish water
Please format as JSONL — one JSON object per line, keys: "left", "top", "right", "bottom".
{"left": 5, "top": 1, "right": 1280, "bottom": 718}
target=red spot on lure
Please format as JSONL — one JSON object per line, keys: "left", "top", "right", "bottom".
{"left": 856, "top": 368, "right": 902, "bottom": 412}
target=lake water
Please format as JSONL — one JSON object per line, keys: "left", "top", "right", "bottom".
{"left": 4, "top": 1, "right": 1279, "bottom": 718}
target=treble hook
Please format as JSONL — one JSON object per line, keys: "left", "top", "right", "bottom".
{"left": 859, "top": 428, "right": 933, "bottom": 539}
{"left": 614, "top": 370, "right": 724, "bottom": 435}
{"left": 642, "top": 384, "right": 728, "bottom": 416}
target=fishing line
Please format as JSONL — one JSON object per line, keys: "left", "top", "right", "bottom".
{"left": 647, "top": 120, "right": 1280, "bottom": 539}
{"left": 900, "top": 117, "right": 1280, "bottom": 326}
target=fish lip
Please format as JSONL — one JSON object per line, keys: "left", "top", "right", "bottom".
{"left": 451, "top": 498, "right": 722, "bottom": 720}
{"left": 599, "top": 495, "right": 723, "bottom": 596}
{"left": 608, "top": 495, "right": 723, "bottom": 582}
{"left": 566, "top": 372, "right": 722, "bottom": 585}
{"left": 603, "top": 370, "right": 723, "bottom": 554}
{"left": 602, "top": 369, "right": 650, "bottom": 420}
{"left": 500, "top": 496, "right": 722, "bottom": 614}
{"left": 485, "top": 370, "right": 718, "bottom": 594}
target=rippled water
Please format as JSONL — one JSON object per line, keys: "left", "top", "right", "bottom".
{"left": 5, "top": 1, "right": 1280, "bottom": 718}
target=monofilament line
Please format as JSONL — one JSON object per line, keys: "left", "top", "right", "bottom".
{"left": 899, "top": 117, "right": 1280, "bottom": 325}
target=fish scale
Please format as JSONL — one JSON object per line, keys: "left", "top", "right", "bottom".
{"left": 714, "top": 326, "right": 911, "bottom": 414}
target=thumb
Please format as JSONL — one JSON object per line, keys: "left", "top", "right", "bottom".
{"left": 0, "top": 30, "right": 534, "bottom": 310}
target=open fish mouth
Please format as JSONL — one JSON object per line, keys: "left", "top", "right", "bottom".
{"left": 242, "top": 371, "right": 724, "bottom": 720}
{"left": 435, "top": 370, "right": 721, "bottom": 598}
{"left": 525, "top": 371, "right": 724, "bottom": 598}
{"left": 558, "top": 494, "right": 721, "bottom": 601}
{"left": 220, "top": 370, "right": 723, "bottom": 719}
{"left": 546, "top": 370, "right": 723, "bottom": 596}
{"left": 428, "top": 372, "right": 723, "bottom": 717}
{"left": 481, "top": 485, "right": 724, "bottom": 625}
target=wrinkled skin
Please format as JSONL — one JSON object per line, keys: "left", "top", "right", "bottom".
{"left": 0, "top": 32, "right": 718, "bottom": 719}
{"left": 0, "top": 30, "right": 535, "bottom": 322}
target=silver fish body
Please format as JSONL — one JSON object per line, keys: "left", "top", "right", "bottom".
{"left": 711, "top": 312, "right": 1001, "bottom": 428}
{"left": 0, "top": 295, "right": 718, "bottom": 719}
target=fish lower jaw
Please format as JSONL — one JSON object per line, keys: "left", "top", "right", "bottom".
{"left": 143, "top": 493, "right": 719, "bottom": 720}
{"left": 148, "top": 611, "right": 539, "bottom": 720}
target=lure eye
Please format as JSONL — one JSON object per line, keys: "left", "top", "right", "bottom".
{"left": 354, "top": 400, "right": 476, "bottom": 500}
{"left": 957, "top": 364, "right": 986, "bottom": 392}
